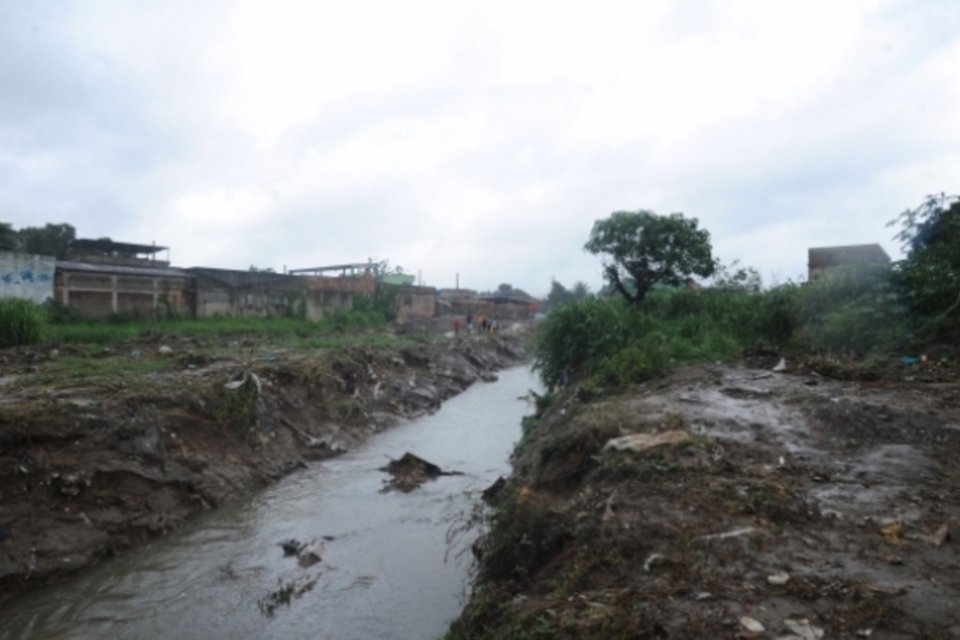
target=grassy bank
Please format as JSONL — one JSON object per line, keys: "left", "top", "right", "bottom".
{"left": 534, "top": 264, "right": 928, "bottom": 394}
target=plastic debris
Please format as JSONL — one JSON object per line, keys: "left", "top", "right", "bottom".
{"left": 881, "top": 522, "right": 905, "bottom": 546}
{"left": 772, "top": 358, "right": 787, "bottom": 372}
{"left": 643, "top": 553, "right": 666, "bottom": 572}
{"left": 740, "top": 616, "right": 765, "bottom": 633}
{"left": 906, "top": 523, "right": 949, "bottom": 547}
{"left": 783, "top": 618, "right": 824, "bottom": 639}
{"left": 767, "top": 570, "right": 791, "bottom": 585}
{"left": 603, "top": 430, "right": 691, "bottom": 453}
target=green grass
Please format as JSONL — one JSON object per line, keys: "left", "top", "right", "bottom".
{"left": 43, "top": 310, "right": 390, "bottom": 346}
{"left": 0, "top": 299, "right": 46, "bottom": 347}
{"left": 22, "top": 354, "right": 178, "bottom": 386}
{"left": 534, "top": 270, "right": 913, "bottom": 392}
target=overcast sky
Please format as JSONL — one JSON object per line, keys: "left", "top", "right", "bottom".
{"left": 1, "top": 0, "right": 957, "bottom": 295}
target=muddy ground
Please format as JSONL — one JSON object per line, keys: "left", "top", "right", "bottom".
{"left": 450, "top": 363, "right": 960, "bottom": 639}
{"left": 0, "top": 330, "right": 527, "bottom": 602}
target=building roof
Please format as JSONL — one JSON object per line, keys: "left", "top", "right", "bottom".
{"left": 288, "top": 263, "right": 372, "bottom": 275}
{"left": 57, "top": 260, "right": 188, "bottom": 278}
{"left": 68, "top": 239, "right": 168, "bottom": 256}
{"left": 808, "top": 244, "right": 891, "bottom": 268}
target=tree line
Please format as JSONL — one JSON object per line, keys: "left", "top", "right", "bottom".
{"left": 0, "top": 222, "right": 77, "bottom": 259}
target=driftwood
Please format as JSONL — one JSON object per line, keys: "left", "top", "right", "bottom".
{"left": 379, "top": 452, "right": 463, "bottom": 493}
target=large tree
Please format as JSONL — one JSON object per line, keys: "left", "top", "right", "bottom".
{"left": 890, "top": 192, "right": 960, "bottom": 332}
{"left": 584, "top": 210, "right": 715, "bottom": 304}
{"left": 18, "top": 223, "right": 76, "bottom": 258}
{"left": 0, "top": 223, "right": 17, "bottom": 252}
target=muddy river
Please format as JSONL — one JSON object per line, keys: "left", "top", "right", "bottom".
{"left": 0, "top": 366, "right": 539, "bottom": 640}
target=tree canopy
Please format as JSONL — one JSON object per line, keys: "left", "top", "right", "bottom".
{"left": 890, "top": 192, "right": 960, "bottom": 333}
{"left": 544, "top": 280, "right": 591, "bottom": 311}
{"left": 584, "top": 210, "right": 715, "bottom": 304}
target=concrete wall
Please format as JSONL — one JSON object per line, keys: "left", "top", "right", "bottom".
{"left": 302, "top": 274, "right": 375, "bottom": 320}
{"left": 55, "top": 267, "right": 191, "bottom": 319}
{"left": 396, "top": 285, "right": 436, "bottom": 323}
{"left": 0, "top": 251, "right": 55, "bottom": 303}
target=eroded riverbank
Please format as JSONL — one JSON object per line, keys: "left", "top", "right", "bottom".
{"left": 450, "top": 364, "right": 960, "bottom": 639}
{"left": 0, "top": 366, "right": 540, "bottom": 640}
{"left": 0, "top": 330, "right": 528, "bottom": 602}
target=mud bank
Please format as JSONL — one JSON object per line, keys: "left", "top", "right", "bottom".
{"left": 0, "top": 333, "right": 527, "bottom": 601}
{"left": 449, "top": 364, "right": 960, "bottom": 639}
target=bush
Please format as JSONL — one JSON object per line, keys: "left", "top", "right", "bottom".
{"left": 791, "top": 265, "right": 910, "bottom": 356}
{"left": 0, "top": 298, "right": 47, "bottom": 348}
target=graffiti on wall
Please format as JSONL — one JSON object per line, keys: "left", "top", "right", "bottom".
{"left": 0, "top": 252, "right": 56, "bottom": 303}
{"left": 1, "top": 270, "right": 53, "bottom": 285}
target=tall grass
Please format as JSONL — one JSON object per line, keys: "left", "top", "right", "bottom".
{"left": 535, "top": 266, "right": 912, "bottom": 391}
{"left": 0, "top": 299, "right": 47, "bottom": 348}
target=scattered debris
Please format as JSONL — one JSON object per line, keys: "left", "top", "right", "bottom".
{"left": 740, "top": 615, "right": 765, "bottom": 633}
{"left": 772, "top": 357, "right": 787, "bottom": 372}
{"left": 783, "top": 617, "right": 825, "bottom": 639}
{"left": 279, "top": 538, "right": 304, "bottom": 556}
{"left": 881, "top": 521, "right": 905, "bottom": 546}
{"left": 602, "top": 430, "right": 691, "bottom": 453}
{"left": 905, "top": 523, "right": 949, "bottom": 547}
{"left": 767, "top": 570, "right": 791, "bottom": 585}
{"left": 379, "top": 452, "right": 463, "bottom": 493}
{"left": 642, "top": 552, "right": 667, "bottom": 572}
{"left": 297, "top": 542, "right": 323, "bottom": 568}
{"left": 257, "top": 576, "right": 318, "bottom": 617}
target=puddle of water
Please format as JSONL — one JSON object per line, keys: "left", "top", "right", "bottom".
{"left": 0, "top": 366, "right": 540, "bottom": 640}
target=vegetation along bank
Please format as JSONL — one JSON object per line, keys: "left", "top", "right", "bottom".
{"left": 448, "top": 195, "right": 960, "bottom": 638}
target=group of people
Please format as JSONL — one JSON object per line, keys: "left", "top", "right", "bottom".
{"left": 453, "top": 312, "right": 500, "bottom": 335}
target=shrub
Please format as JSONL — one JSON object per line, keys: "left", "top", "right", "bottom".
{"left": 0, "top": 298, "right": 47, "bottom": 348}
{"left": 791, "top": 264, "right": 910, "bottom": 356}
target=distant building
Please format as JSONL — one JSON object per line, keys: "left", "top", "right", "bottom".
{"left": 808, "top": 244, "right": 891, "bottom": 281}
{"left": 396, "top": 285, "right": 437, "bottom": 323}
{"left": 55, "top": 239, "right": 190, "bottom": 318}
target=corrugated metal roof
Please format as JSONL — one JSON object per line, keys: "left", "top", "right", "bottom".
{"left": 57, "top": 261, "right": 188, "bottom": 278}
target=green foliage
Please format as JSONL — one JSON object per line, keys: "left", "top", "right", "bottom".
{"left": 353, "top": 283, "right": 400, "bottom": 322}
{"left": 544, "top": 279, "right": 591, "bottom": 311}
{"left": 534, "top": 285, "right": 818, "bottom": 392}
{"left": 0, "top": 223, "right": 17, "bottom": 251}
{"left": 0, "top": 298, "right": 47, "bottom": 348}
{"left": 791, "top": 264, "right": 909, "bottom": 355}
{"left": 17, "top": 223, "right": 76, "bottom": 258}
{"left": 585, "top": 210, "right": 715, "bottom": 304}
{"left": 889, "top": 193, "right": 960, "bottom": 338}
{"left": 44, "top": 312, "right": 388, "bottom": 346}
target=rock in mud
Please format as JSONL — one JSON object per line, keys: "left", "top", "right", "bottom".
{"left": 379, "top": 452, "right": 463, "bottom": 493}
{"left": 279, "top": 538, "right": 303, "bottom": 556}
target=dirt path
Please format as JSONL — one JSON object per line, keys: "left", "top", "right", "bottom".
{"left": 451, "top": 365, "right": 960, "bottom": 639}
{"left": 0, "top": 332, "right": 528, "bottom": 602}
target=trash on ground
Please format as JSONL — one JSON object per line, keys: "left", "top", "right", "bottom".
{"left": 740, "top": 615, "right": 765, "bottom": 633}
{"left": 906, "top": 523, "right": 949, "bottom": 547}
{"left": 881, "top": 521, "right": 905, "bottom": 546}
{"left": 603, "top": 430, "right": 691, "bottom": 453}
{"left": 767, "top": 570, "right": 791, "bottom": 585}
{"left": 379, "top": 452, "right": 463, "bottom": 493}
{"left": 783, "top": 617, "right": 825, "bottom": 639}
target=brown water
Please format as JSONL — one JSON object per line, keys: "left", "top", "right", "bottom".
{"left": 0, "top": 366, "right": 539, "bottom": 640}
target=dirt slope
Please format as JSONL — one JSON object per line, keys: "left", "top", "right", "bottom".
{"left": 0, "top": 333, "right": 527, "bottom": 601}
{"left": 450, "top": 365, "right": 960, "bottom": 639}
